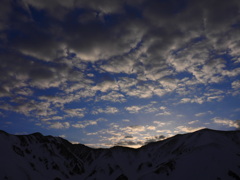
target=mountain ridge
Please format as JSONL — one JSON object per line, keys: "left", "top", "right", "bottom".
{"left": 1, "top": 128, "right": 240, "bottom": 180}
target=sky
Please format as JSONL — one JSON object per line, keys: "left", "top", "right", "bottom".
{"left": 0, "top": 0, "right": 240, "bottom": 148}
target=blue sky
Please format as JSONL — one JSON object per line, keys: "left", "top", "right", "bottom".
{"left": 0, "top": 0, "right": 240, "bottom": 148}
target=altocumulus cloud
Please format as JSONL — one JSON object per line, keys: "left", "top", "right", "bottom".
{"left": 0, "top": 0, "right": 240, "bottom": 148}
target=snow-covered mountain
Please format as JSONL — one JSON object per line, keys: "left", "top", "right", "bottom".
{"left": 1, "top": 128, "right": 240, "bottom": 180}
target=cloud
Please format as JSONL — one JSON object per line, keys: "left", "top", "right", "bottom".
{"left": 92, "top": 106, "right": 119, "bottom": 114}
{"left": 175, "top": 126, "right": 205, "bottom": 133}
{"left": 159, "top": 78, "right": 179, "bottom": 91}
{"left": 0, "top": 50, "right": 97, "bottom": 119}
{"left": 100, "top": 49, "right": 141, "bottom": 74}
{"left": 232, "top": 80, "right": 240, "bottom": 89}
{"left": 72, "top": 121, "right": 97, "bottom": 129}
{"left": 7, "top": 1, "right": 145, "bottom": 62}
{"left": 124, "top": 135, "right": 133, "bottom": 139}
{"left": 146, "top": 126, "right": 156, "bottom": 130}
{"left": 39, "top": 89, "right": 95, "bottom": 107}
{"left": 144, "top": 135, "right": 166, "bottom": 145}
{"left": 1, "top": 0, "right": 240, "bottom": 148}
{"left": 0, "top": 52, "right": 63, "bottom": 94}
{"left": 156, "top": 129, "right": 172, "bottom": 134}
{"left": 125, "top": 85, "right": 154, "bottom": 98}
{"left": 125, "top": 105, "right": 144, "bottom": 114}
{"left": 120, "top": 125, "right": 146, "bottom": 135}
{"left": 0, "top": 0, "right": 11, "bottom": 30}
{"left": 234, "top": 108, "right": 240, "bottom": 112}
{"left": 188, "top": 120, "right": 199, "bottom": 125}
{"left": 155, "top": 111, "right": 171, "bottom": 116}
{"left": 98, "top": 91, "right": 126, "bottom": 102}
{"left": 115, "top": 134, "right": 166, "bottom": 148}
{"left": 159, "top": 106, "right": 167, "bottom": 110}
{"left": 195, "top": 111, "right": 213, "bottom": 117}
{"left": 128, "top": 125, "right": 145, "bottom": 131}
{"left": 115, "top": 140, "right": 144, "bottom": 148}
{"left": 179, "top": 97, "right": 204, "bottom": 104}
{"left": 0, "top": 99, "right": 56, "bottom": 117}
{"left": 176, "top": 114, "right": 185, "bottom": 118}
{"left": 59, "top": 134, "right": 66, "bottom": 138}
{"left": 64, "top": 108, "right": 85, "bottom": 118}
{"left": 41, "top": 116, "right": 63, "bottom": 122}
{"left": 125, "top": 103, "right": 160, "bottom": 114}
{"left": 72, "top": 118, "right": 107, "bottom": 129}
{"left": 48, "top": 122, "right": 70, "bottom": 129}
{"left": 4, "top": 121, "right": 12, "bottom": 125}
{"left": 92, "top": 80, "right": 119, "bottom": 92}
{"left": 153, "top": 121, "right": 169, "bottom": 127}
{"left": 212, "top": 118, "right": 240, "bottom": 128}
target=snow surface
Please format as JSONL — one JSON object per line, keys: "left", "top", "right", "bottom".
{"left": 0, "top": 129, "right": 240, "bottom": 180}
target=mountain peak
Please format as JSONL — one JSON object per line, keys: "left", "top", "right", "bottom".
{"left": 0, "top": 129, "right": 240, "bottom": 180}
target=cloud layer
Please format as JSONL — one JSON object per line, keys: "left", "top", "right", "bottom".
{"left": 1, "top": 0, "right": 240, "bottom": 147}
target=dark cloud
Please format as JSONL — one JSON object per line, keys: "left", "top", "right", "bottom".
{"left": 115, "top": 134, "right": 166, "bottom": 147}
{"left": 124, "top": 135, "right": 133, "bottom": 139}
{"left": 0, "top": 0, "right": 240, "bottom": 119}
{"left": 235, "top": 120, "right": 240, "bottom": 130}
{"left": 3, "top": 0, "right": 240, "bottom": 65}
{"left": 2, "top": 0, "right": 147, "bottom": 62}
{"left": 115, "top": 140, "right": 143, "bottom": 147}
{"left": 144, "top": 135, "right": 166, "bottom": 145}
{"left": 0, "top": 50, "right": 69, "bottom": 91}
{"left": 0, "top": 0, "right": 12, "bottom": 30}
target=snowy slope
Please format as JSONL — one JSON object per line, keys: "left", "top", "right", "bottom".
{"left": 0, "top": 129, "right": 240, "bottom": 180}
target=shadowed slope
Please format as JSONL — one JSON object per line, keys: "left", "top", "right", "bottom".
{"left": 0, "top": 129, "right": 240, "bottom": 180}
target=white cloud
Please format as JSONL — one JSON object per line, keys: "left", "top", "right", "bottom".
{"left": 125, "top": 103, "right": 160, "bottom": 114}
{"left": 125, "top": 105, "right": 144, "bottom": 114}
{"left": 72, "top": 121, "right": 97, "bottom": 128}
{"left": 59, "top": 134, "right": 66, "bottom": 138}
{"left": 99, "top": 91, "right": 126, "bottom": 102}
{"left": 207, "top": 95, "right": 224, "bottom": 102}
{"left": 159, "top": 106, "right": 167, "bottom": 110}
{"left": 176, "top": 114, "right": 185, "bottom": 118}
{"left": 100, "top": 51, "right": 138, "bottom": 74}
{"left": 41, "top": 116, "right": 63, "bottom": 121}
{"left": 156, "top": 129, "right": 172, "bottom": 134}
{"left": 153, "top": 88, "right": 167, "bottom": 97}
{"left": 92, "top": 106, "right": 119, "bottom": 114}
{"left": 175, "top": 126, "right": 205, "bottom": 133}
{"left": 232, "top": 80, "right": 240, "bottom": 89}
{"left": 155, "top": 111, "right": 171, "bottom": 116}
{"left": 195, "top": 111, "right": 212, "bottom": 117}
{"left": 72, "top": 118, "right": 107, "bottom": 128}
{"left": 92, "top": 80, "right": 119, "bottom": 92}
{"left": 70, "top": 141, "right": 80, "bottom": 145}
{"left": 153, "top": 121, "right": 169, "bottom": 127}
{"left": 212, "top": 117, "right": 239, "bottom": 128}
{"left": 146, "top": 126, "right": 156, "bottom": 130}
{"left": 223, "top": 68, "right": 240, "bottom": 77}
{"left": 159, "top": 78, "right": 179, "bottom": 91}
{"left": 128, "top": 125, "right": 145, "bottom": 131}
{"left": 188, "top": 120, "right": 199, "bottom": 125}
{"left": 180, "top": 97, "right": 204, "bottom": 104}
{"left": 126, "top": 85, "right": 154, "bottom": 98}
{"left": 64, "top": 108, "right": 85, "bottom": 117}
{"left": 49, "top": 122, "right": 70, "bottom": 129}
{"left": 120, "top": 125, "right": 146, "bottom": 134}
